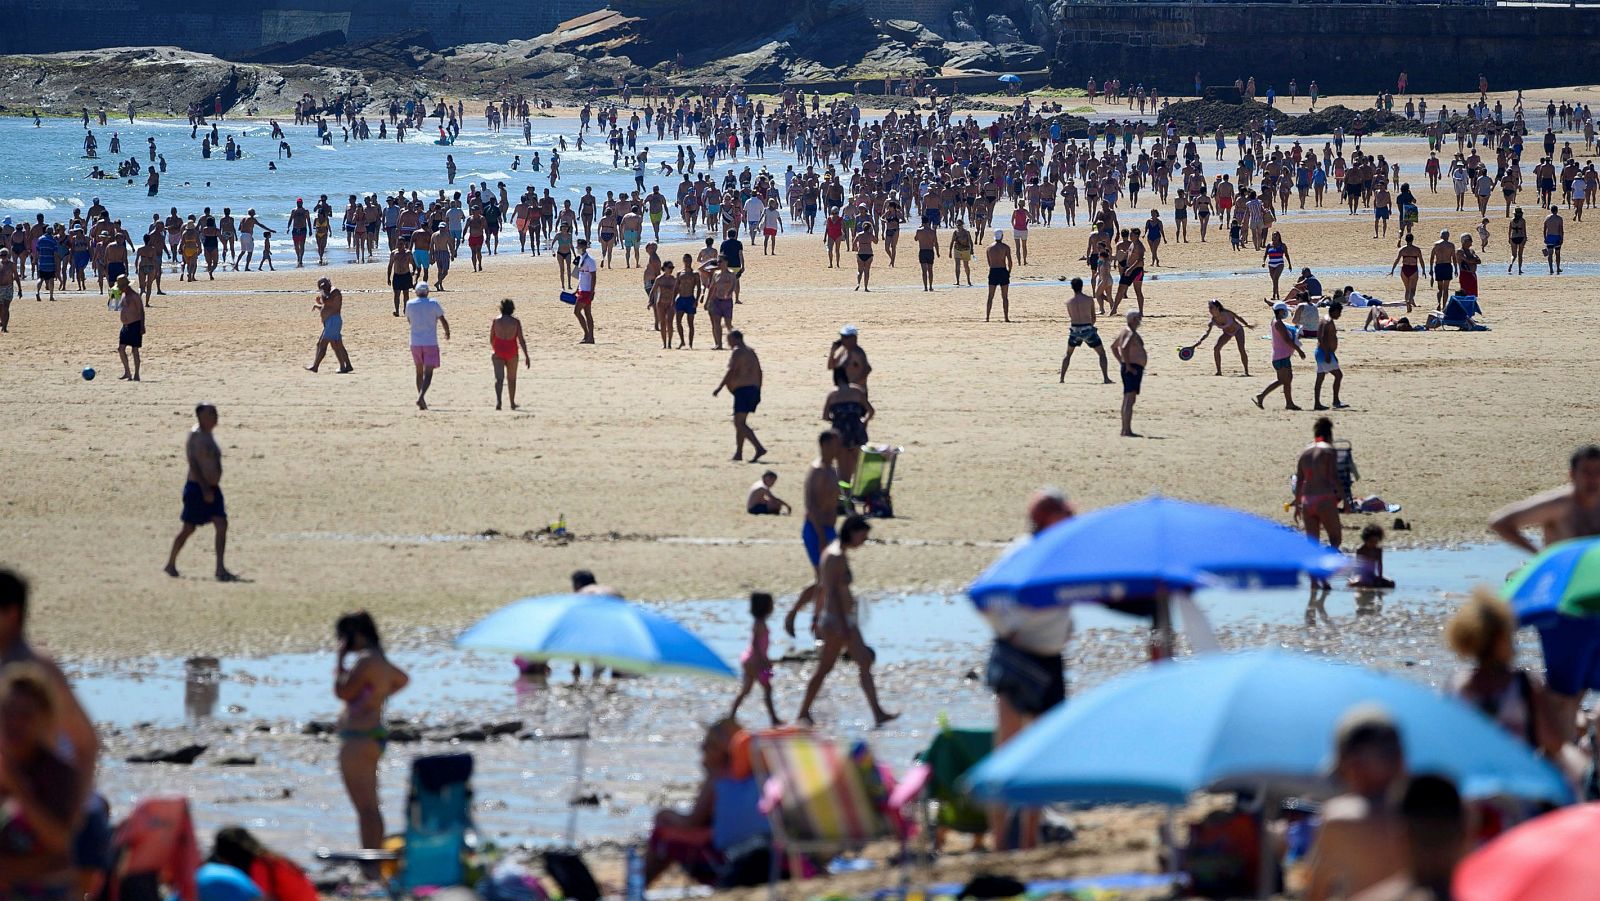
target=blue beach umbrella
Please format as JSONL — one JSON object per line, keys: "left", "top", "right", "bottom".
{"left": 968, "top": 496, "right": 1347, "bottom": 610}
{"left": 998, "top": 74, "right": 1023, "bottom": 84}
{"left": 963, "top": 650, "right": 1572, "bottom": 807}
{"left": 457, "top": 593, "right": 735, "bottom": 843}
{"left": 1502, "top": 538, "right": 1600, "bottom": 695}
{"left": 457, "top": 592, "right": 736, "bottom": 679}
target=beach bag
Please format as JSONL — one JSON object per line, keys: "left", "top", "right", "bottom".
{"left": 542, "top": 849, "right": 601, "bottom": 901}
{"left": 1186, "top": 810, "right": 1261, "bottom": 899}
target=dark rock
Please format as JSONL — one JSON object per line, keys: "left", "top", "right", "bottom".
{"left": 127, "top": 744, "right": 207, "bottom": 765}
{"left": 216, "top": 754, "right": 258, "bottom": 766}
{"left": 985, "top": 15, "right": 1024, "bottom": 46}
{"left": 450, "top": 728, "right": 489, "bottom": 742}
{"left": 388, "top": 725, "right": 423, "bottom": 743}
{"left": 302, "top": 720, "right": 336, "bottom": 736}
{"left": 484, "top": 720, "right": 524, "bottom": 736}
{"left": 950, "top": 11, "right": 984, "bottom": 42}
{"left": 231, "top": 29, "right": 347, "bottom": 65}
{"left": 879, "top": 19, "right": 940, "bottom": 46}
{"left": 518, "top": 728, "right": 591, "bottom": 742}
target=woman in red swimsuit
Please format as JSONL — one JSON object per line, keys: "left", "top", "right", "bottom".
{"left": 490, "top": 299, "right": 530, "bottom": 411}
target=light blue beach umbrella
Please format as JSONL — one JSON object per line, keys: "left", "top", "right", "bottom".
{"left": 457, "top": 592, "right": 736, "bottom": 678}
{"left": 997, "top": 74, "right": 1023, "bottom": 84}
{"left": 457, "top": 593, "right": 735, "bottom": 842}
{"left": 963, "top": 650, "right": 1572, "bottom": 807}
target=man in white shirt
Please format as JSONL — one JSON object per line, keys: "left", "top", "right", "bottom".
{"left": 574, "top": 239, "right": 597, "bottom": 344}
{"left": 743, "top": 194, "right": 766, "bottom": 243}
{"left": 405, "top": 283, "right": 450, "bottom": 410}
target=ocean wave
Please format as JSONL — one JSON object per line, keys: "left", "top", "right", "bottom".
{"left": 465, "top": 171, "right": 511, "bottom": 180}
{"left": 0, "top": 196, "right": 85, "bottom": 212}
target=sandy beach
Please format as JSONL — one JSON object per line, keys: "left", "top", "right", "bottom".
{"left": 3, "top": 95, "right": 1597, "bottom": 665}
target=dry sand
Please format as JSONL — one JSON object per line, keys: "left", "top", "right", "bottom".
{"left": 3, "top": 100, "right": 1597, "bottom": 662}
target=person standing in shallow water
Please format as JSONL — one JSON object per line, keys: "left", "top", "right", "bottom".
{"left": 794, "top": 515, "right": 898, "bottom": 728}
{"left": 334, "top": 611, "right": 409, "bottom": 874}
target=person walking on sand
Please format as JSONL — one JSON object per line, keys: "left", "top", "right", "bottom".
{"left": 1429, "top": 230, "right": 1456, "bottom": 310}
{"left": 115, "top": 276, "right": 144, "bottom": 381}
{"left": 334, "top": 611, "right": 409, "bottom": 875}
{"left": 1111, "top": 310, "right": 1146, "bottom": 437}
{"left": 914, "top": 217, "right": 939, "bottom": 291}
{"left": 574, "top": 238, "right": 598, "bottom": 343}
{"left": 1060, "top": 278, "right": 1111, "bottom": 384}
{"left": 1490, "top": 444, "right": 1600, "bottom": 553}
{"left": 406, "top": 283, "right": 449, "bottom": 411}
{"left": 1389, "top": 234, "right": 1423, "bottom": 312}
{"left": 1313, "top": 302, "right": 1345, "bottom": 410}
{"left": 985, "top": 229, "right": 1012, "bottom": 322}
{"left": 490, "top": 299, "right": 531, "bottom": 411}
{"left": 730, "top": 592, "right": 783, "bottom": 726}
{"left": 794, "top": 515, "right": 898, "bottom": 728}
{"left": 984, "top": 489, "right": 1074, "bottom": 849}
{"left": 713, "top": 330, "right": 766, "bottom": 462}
{"left": 164, "top": 402, "right": 236, "bottom": 581}
{"left": 1254, "top": 302, "right": 1305, "bottom": 411}
{"left": 1295, "top": 417, "right": 1343, "bottom": 551}
{"left": 306, "top": 277, "right": 352, "bottom": 374}
{"left": 784, "top": 429, "right": 844, "bottom": 640}
{"left": 1543, "top": 205, "right": 1565, "bottom": 274}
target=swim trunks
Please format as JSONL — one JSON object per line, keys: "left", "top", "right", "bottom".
{"left": 392, "top": 272, "right": 414, "bottom": 291}
{"left": 575, "top": 290, "right": 593, "bottom": 305}
{"left": 985, "top": 638, "right": 1066, "bottom": 716}
{"left": 1375, "top": 206, "right": 1390, "bottom": 220}
{"left": 107, "top": 261, "right": 127, "bottom": 281}
{"left": 674, "top": 296, "right": 696, "bottom": 315}
{"left": 181, "top": 480, "right": 226, "bottom": 524}
{"left": 1272, "top": 356, "right": 1292, "bottom": 371}
{"left": 118, "top": 320, "right": 144, "bottom": 348}
{"left": 1119, "top": 267, "right": 1144, "bottom": 286}
{"left": 1120, "top": 362, "right": 1144, "bottom": 394}
{"left": 1315, "top": 347, "right": 1339, "bottom": 374}
{"left": 710, "top": 298, "right": 733, "bottom": 319}
{"left": 918, "top": 248, "right": 935, "bottom": 264}
{"left": 988, "top": 266, "right": 1009, "bottom": 286}
{"left": 1546, "top": 235, "right": 1563, "bottom": 248}
{"left": 802, "top": 521, "right": 837, "bottom": 568}
{"left": 1068, "top": 323, "right": 1102, "bottom": 348}
{"left": 411, "top": 344, "right": 441, "bottom": 368}
{"left": 731, "top": 384, "right": 761, "bottom": 414}
{"left": 413, "top": 249, "right": 430, "bottom": 268}
{"left": 1433, "top": 262, "right": 1454, "bottom": 281}
{"left": 320, "top": 314, "right": 342, "bottom": 342}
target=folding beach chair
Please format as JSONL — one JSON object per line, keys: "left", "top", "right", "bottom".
{"left": 1440, "top": 295, "right": 1488, "bottom": 330}
{"left": 751, "top": 732, "right": 923, "bottom": 896}
{"left": 845, "top": 444, "right": 902, "bottom": 519}
{"left": 317, "top": 753, "right": 476, "bottom": 896}
{"left": 908, "top": 726, "right": 994, "bottom": 851}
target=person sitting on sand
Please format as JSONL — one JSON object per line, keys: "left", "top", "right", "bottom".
{"left": 644, "top": 718, "right": 767, "bottom": 886}
{"left": 1348, "top": 524, "right": 1395, "bottom": 589}
{"left": 334, "top": 611, "right": 409, "bottom": 873}
{"left": 0, "top": 663, "right": 85, "bottom": 897}
{"left": 746, "top": 471, "right": 790, "bottom": 515}
{"left": 1304, "top": 706, "right": 1408, "bottom": 900}
{"left": 1348, "top": 776, "right": 1465, "bottom": 901}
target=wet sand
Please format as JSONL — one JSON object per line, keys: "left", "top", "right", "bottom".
{"left": 5, "top": 99, "right": 1595, "bottom": 662}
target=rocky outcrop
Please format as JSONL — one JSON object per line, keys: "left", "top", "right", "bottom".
{"left": 231, "top": 29, "right": 347, "bottom": 65}
{"left": 949, "top": 10, "right": 984, "bottom": 42}
{"left": 985, "top": 15, "right": 1024, "bottom": 46}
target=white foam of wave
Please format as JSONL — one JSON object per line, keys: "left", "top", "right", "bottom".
{"left": 0, "top": 196, "right": 84, "bottom": 212}
{"left": 465, "top": 171, "right": 511, "bottom": 181}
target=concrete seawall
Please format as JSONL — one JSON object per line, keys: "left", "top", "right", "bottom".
{"left": 1053, "top": 2, "right": 1600, "bottom": 95}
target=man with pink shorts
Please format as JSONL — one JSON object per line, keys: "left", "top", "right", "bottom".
{"left": 405, "top": 283, "right": 450, "bottom": 410}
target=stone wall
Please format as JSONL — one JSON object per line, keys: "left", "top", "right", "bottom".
{"left": 1053, "top": 2, "right": 1600, "bottom": 95}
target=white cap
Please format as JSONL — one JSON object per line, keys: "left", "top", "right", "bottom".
{"left": 840, "top": 324, "right": 859, "bottom": 337}
{"left": 415, "top": 283, "right": 430, "bottom": 296}
{"left": 1273, "top": 301, "right": 1289, "bottom": 313}
{"left": 994, "top": 229, "right": 1005, "bottom": 241}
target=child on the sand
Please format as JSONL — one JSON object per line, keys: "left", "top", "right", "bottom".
{"left": 1229, "top": 218, "right": 1244, "bottom": 251}
{"left": 731, "top": 592, "right": 782, "bottom": 726}
{"left": 1349, "top": 524, "right": 1396, "bottom": 589}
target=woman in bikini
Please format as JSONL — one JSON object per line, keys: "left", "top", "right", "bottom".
{"left": 1194, "top": 299, "right": 1254, "bottom": 376}
{"left": 1507, "top": 207, "right": 1527, "bottom": 274}
{"left": 793, "top": 515, "right": 897, "bottom": 728}
{"left": 822, "top": 367, "right": 874, "bottom": 485}
{"left": 1389, "top": 234, "right": 1424, "bottom": 312}
{"left": 490, "top": 299, "right": 530, "bottom": 411}
{"left": 853, "top": 227, "right": 876, "bottom": 292}
{"left": 334, "top": 611, "right": 409, "bottom": 870}
{"left": 1262, "top": 232, "right": 1291, "bottom": 301}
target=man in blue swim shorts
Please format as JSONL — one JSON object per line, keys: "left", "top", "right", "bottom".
{"left": 307, "top": 277, "right": 353, "bottom": 374}
{"left": 784, "top": 429, "right": 843, "bottom": 638}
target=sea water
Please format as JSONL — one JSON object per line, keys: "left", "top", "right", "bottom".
{"left": 0, "top": 114, "right": 800, "bottom": 248}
